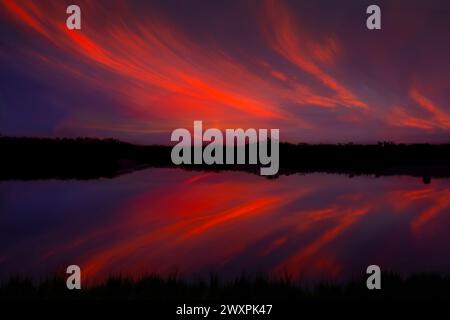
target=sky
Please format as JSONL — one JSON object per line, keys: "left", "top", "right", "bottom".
{"left": 1, "top": 0, "right": 450, "bottom": 144}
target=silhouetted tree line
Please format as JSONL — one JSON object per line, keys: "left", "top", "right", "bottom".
{"left": 0, "top": 136, "right": 171, "bottom": 180}
{"left": 278, "top": 141, "right": 450, "bottom": 183}
{"left": 2, "top": 136, "right": 450, "bottom": 182}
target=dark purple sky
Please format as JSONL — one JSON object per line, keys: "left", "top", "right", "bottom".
{"left": 1, "top": 0, "right": 450, "bottom": 144}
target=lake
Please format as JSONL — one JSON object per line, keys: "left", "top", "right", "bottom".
{"left": 1, "top": 168, "right": 450, "bottom": 283}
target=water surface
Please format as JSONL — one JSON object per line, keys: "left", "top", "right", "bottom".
{"left": 1, "top": 169, "right": 450, "bottom": 283}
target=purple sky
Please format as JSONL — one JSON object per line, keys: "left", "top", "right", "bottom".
{"left": 1, "top": 0, "right": 450, "bottom": 144}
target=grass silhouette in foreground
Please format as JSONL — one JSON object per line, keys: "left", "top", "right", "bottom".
{"left": 2, "top": 136, "right": 450, "bottom": 182}
{"left": 1, "top": 272, "right": 450, "bottom": 301}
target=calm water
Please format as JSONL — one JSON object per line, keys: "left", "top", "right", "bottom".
{"left": 1, "top": 168, "right": 450, "bottom": 283}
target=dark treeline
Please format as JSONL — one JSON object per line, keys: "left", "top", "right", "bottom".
{"left": 0, "top": 136, "right": 171, "bottom": 180}
{"left": 2, "top": 136, "right": 450, "bottom": 182}
{"left": 280, "top": 141, "right": 450, "bottom": 183}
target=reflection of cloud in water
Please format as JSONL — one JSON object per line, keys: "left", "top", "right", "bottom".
{"left": 1, "top": 169, "right": 450, "bottom": 283}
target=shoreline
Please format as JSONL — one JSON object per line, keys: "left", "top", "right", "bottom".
{"left": 2, "top": 136, "right": 450, "bottom": 182}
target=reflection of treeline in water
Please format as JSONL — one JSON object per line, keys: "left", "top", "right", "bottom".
{"left": 2, "top": 136, "right": 450, "bottom": 182}
{"left": 1, "top": 272, "right": 450, "bottom": 301}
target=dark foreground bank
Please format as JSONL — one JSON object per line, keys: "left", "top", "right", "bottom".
{"left": 2, "top": 136, "right": 450, "bottom": 182}
{"left": 2, "top": 273, "right": 449, "bottom": 318}
{"left": 2, "top": 272, "right": 450, "bottom": 301}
